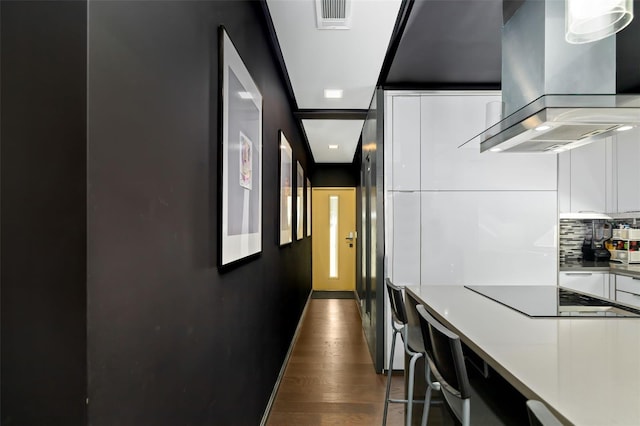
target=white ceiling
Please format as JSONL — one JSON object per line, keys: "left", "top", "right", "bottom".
{"left": 302, "top": 119, "right": 365, "bottom": 162}
{"left": 266, "top": 0, "right": 402, "bottom": 163}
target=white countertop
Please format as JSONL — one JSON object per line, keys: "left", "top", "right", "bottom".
{"left": 405, "top": 285, "right": 640, "bottom": 426}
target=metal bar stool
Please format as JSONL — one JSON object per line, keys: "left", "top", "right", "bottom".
{"left": 416, "top": 304, "right": 472, "bottom": 426}
{"left": 383, "top": 278, "right": 425, "bottom": 426}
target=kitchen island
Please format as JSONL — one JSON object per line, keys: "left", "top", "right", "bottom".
{"left": 405, "top": 285, "right": 640, "bottom": 425}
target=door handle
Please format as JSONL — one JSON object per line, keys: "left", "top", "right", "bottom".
{"left": 345, "top": 231, "right": 356, "bottom": 247}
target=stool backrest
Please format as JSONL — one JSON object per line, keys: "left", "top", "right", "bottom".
{"left": 385, "top": 278, "right": 408, "bottom": 325}
{"left": 416, "top": 305, "right": 471, "bottom": 400}
{"left": 415, "top": 304, "right": 434, "bottom": 362}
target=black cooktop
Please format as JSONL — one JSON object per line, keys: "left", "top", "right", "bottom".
{"left": 465, "top": 285, "right": 640, "bottom": 318}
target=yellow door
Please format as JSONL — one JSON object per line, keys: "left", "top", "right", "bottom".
{"left": 312, "top": 188, "right": 356, "bottom": 291}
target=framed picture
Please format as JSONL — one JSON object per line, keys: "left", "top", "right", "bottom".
{"left": 218, "top": 26, "right": 263, "bottom": 267}
{"left": 306, "top": 178, "right": 312, "bottom": 237}
{"left": 296, "top": 162, "right": 304, "bottom": 240}
{"left": 279, "top": 131, "right": 293, "bottom": 245}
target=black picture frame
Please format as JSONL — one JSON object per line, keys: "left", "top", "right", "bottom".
{"left": 296, "top": 161, "right": 304, "bottom": 240}
{"left": 278, "top": 131, "right": 293, "bottom": 246}
{"left": 306, "top": 178, "right": 312, "bottom": 237}
{"left": 218, "top": 26, "right": 263, "bottom": 267}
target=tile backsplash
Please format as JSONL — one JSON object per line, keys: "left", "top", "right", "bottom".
{"left": 560, "top": 217, "right": 640, "bottom": 264}
{"left": 559, "top": 219, "right": 588, "bottom": 263}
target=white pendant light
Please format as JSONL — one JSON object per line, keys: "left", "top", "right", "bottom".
{"left": 566, "top": 0, "right": 634, "bottom": 44}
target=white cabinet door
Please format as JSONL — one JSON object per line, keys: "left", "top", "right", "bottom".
{"left": 616, "top": 128, "right": 640, "bottom": 213}
{"left": 615, "top": 275, "right": 640, "bottom": 308}
{"left": 391, "top": 96, "right": 421, "bottom": 191}
{"left": 615, "top": 274, "right": 640, "bottom": 295}
{"left": 559, "top": 272, "right": 606, "bottom": 297}
{"left": 558, "top": 151, "right": 571, "bottom": 213}
{"left": 385, "top": 190, "right": 420, "bottom": 371}
{"left": 569, "top": 141, "right": 607, "bottom": 213}
{"left": 420, "top": 94, "right": 557, "bottom": 191}
{"left": 390, "top": 191, "right": 421, "bottom": 285}
{"left": 616, "top": 291, "right": 640, "bottom": 309}
{"left": 420, "top": 191, "right": 558, "bottom": 285}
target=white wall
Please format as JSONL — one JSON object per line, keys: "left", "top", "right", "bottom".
{"left": 420, "top": 191, "right": 557, "bottom": 285}
{"left": 383, "top": 91, "right": 558, "bottom": 369}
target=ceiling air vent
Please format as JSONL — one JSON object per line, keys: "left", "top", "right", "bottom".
{"left": 315, "top": 0, "right": 352, "bottom": 30}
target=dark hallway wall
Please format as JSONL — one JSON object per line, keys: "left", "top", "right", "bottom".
{"left": 1, "top": 2, "right": 88, "bottom": 424}
{"left": 311, "top": 161, "right": 360, "bottom": 188}
{"left": 1, "top": 1, "right": 312, "bottom": 425}
{"left": 87, "top": 1, "right": 311, "bottom": 425}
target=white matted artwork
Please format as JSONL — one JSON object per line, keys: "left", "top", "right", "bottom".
{"left": 306, "top": 178, "right": 311, "bottom": 237}
{"left": 279, "top": 131, "right": 293, "bottom": 245}
{"left": 219, "top": 26, "right": 262, "bottom": 267}
{"left": 239, "top": 132, "right": 252, "bottom": 190}
{"left": 296, "top": 161, "right": 304, "bottom": 240}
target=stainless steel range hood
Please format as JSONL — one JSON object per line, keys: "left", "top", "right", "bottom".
{"left": 469, "top": 0, "right": 640, "bottom": 153}
{"left": 478, "top": 94, "right": 640, "bottom": 153}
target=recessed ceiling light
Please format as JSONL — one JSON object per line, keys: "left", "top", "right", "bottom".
{"left": 617, "top": 125, "right": 634, "bottom": 132}
{"left": 324, "top": 89, "right": 343, "bottom": 99}
{"left": 238, "top": 91, "right": 253, "bottom": 100}
{"left": 535, "top": 125, "right": 551, "bottom": 131}
{"left": 328, "top": 144, "right": 339, "bottom": 149}
{"left": 489, "top": 147, "right": 502, "bottom": 152}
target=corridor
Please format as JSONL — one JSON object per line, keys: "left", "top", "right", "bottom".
{"left": 265, "top": 295, "right": 450, "bottom": 425}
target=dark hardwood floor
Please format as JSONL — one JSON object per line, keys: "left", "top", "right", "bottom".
{"left": 265, "top": 298, "right": 452, "bottom": 425}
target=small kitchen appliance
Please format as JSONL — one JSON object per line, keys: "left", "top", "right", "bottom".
{"left": 581, "top": 220, "right": 612, "bottom": 261}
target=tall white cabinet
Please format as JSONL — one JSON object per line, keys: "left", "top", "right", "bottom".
{"left": 390, "top": 96, "right": 421, "bottom": 191}
{"left": 558, "top": 139, "right": 614, "bottom": 214}
{"left": 616, "top": 127, "right": 640, "bottom": 213}
{"left": 383, "top": 92, "right": 559, "bottom": 368}
{"left": 385, "top": 92, "right": 558, "bottom": 286}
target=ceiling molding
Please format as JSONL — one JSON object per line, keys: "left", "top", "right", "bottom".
{"left": 295, "top": 109, "right": 369, "bottom": 120}
{"left": 377, "top": 0, "right": 415, "bottom": 86}
{"left": 259, "top": 0, "right": 297, "bottom": 111}
{"left": 382, "top": 82, "right": 501, "bottom": 91}
{"left": 259, "top": 0, "right": 315, "bottom": 162}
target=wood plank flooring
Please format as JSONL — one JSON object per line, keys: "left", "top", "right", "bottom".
{"left": 265, "top": 298, "right": 451, "bottom": 426}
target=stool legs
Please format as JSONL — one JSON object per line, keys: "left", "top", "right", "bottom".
{"left": 382, "top": 327, "right": 399, "bottom": 426}
{"left": 406, "top": 351, "right": 421, "bottom": 426}
{"left": 421, "top": 364, "right": 433, "bottom": 426}
{"left": 383, "top": 326, "right": 424, "bottom": 426}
